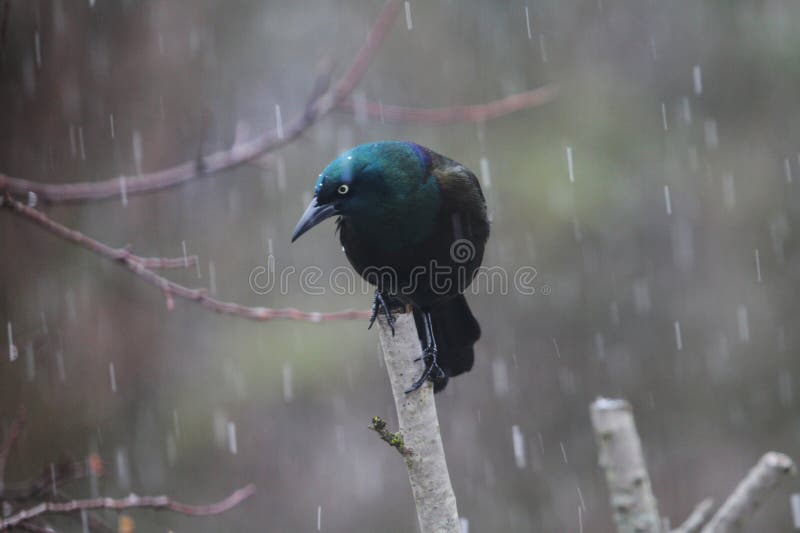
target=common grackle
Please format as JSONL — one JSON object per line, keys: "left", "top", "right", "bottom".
{"left": 292, "top": 141, "right": 489, "bottom": 393}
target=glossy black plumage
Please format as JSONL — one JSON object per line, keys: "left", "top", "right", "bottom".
{"left": 292, "top": 141, "right": 489, "bottom": 392}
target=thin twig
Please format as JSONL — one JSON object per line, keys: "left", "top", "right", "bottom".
{"left": 2, "top": 196, "right": 371, "bottom": 323}
{"left": 17, "top": 522, "right": 57, "bottom": 533}
{"left": 0, "top": 0, "right": 404, "bottom": 204}
{"left": 671, "top": 498, "right": 714, "bottom": 533}
{"left": 368, "top": 416, "right": 413, "bottom": 458}
{"left": 0, "top": 484, "right": 256, "bottom": 530}
{"left": 700, "top": 452, "right": 796, "bottom": 533}
{"left": 0, "top": 406, "right": 26, "bottom": 489}
{"left": 0, "top": 460, "right": 87, "bottom": 501}
{"left": 341, "top": 84, "right": 559, "bottom": 124}
{"left": 132, "top": 254, "right": 199, "bottom": 269}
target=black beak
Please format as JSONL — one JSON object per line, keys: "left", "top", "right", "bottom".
{"left": 291, "top": 197, "right": 339, "bottom": 242}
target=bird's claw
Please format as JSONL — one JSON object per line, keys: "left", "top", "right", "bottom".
{"left": 368, "top": 291, "right": 396, "bottom": 336}
{"left": 405, "top": 346, "right": 445, "bottom": 393}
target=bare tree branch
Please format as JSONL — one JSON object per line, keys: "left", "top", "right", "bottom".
{"left": 1, "top": 196, "right": 370, "bottom": 322}
{"left": 590, "top": 397, "right": 663, "bottom": 533}
{"left": 376, "top": 313, "right": 460, "bottom": 533}
{"left": 671, "top": 498, "right": 714, "bottom": 533}
{"left": 341, "top": 83, "right": 559, "bottom": 124}
{"left": 0, "top": 459, "right": 88, "bottom": 501}
{"left": 368, "top": 416, "right": 413, "bottom": 458}
{"left": 700, "top": 452, "right": 796, "bottom": 533}
{"left": 0, "top": 0, "right": 404, "bottom": 204}
{"left": 0, "top": 484, "right": 256, "bottom": 530}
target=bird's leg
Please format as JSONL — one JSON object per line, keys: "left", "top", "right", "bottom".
{"left": 405, "top": 311, "right": 446, "bottom": 393}
{"left": 368, "top": 290, "right": 396, "bottom": 336}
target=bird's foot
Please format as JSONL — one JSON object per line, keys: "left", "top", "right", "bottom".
{"left": 405, "top": 346, "right": 446, "bottom": 394}
{"left": 368, "top": 291, "right": 396, "bottom": 336}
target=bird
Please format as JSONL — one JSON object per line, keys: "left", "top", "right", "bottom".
{"left": 291, "top": 141, "right": 489, "bottom": 393}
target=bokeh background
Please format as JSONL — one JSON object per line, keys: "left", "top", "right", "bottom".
{"left": 2, "top": 1, "right": 800, "bottom": 531}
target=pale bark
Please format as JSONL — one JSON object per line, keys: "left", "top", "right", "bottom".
{"left": 590, "top": 397, "right": 662, "bottom": 533}
{"left": 700, "top": 452, "right": 796, "bottom": 533}
{"left": 377, "top": 313, "right": 460, "bottom": 533}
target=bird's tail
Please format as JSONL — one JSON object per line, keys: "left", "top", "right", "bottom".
{"left": 413, "top": 294, "right": 480, "bottom": 393}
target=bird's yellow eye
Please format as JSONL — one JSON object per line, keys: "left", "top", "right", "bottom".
{"left": 337, "top": 184, "right": 350, "bottom": 195}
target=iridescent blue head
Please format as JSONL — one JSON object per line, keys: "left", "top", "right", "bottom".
{"left": 291, "top": 141, "right": 440, "bottom": 247}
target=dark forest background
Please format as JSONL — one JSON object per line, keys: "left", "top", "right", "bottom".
{"left": 2, "top": 1, "right": 799, "bottom": 531}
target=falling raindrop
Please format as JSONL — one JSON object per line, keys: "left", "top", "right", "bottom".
{"left": 275, "top": 104, "right": 284, "bottom": 139}
{"left": 34, "top": 31, "right": 41, "bottom": 67}
{"left": 115, "top": 447, "right": 131, "bottom": 490}
{"left": 460, "top": 517, "right": 470, "bottom": 533}
{"left": 790, "top": 493, "right": 800, "bottom": 529}
{"left": 404, "top": 1, "right": 413, "bottom": 30}
{"left": 660, "top": 102, "right": 668, "bottom": 131}
{"left": 182, "top": 240, "right": 189, "bottom": 268}
{"left": 8, "top": 322, "right": 18, "bottom": 362}
{"left": 754, "top": 249, "right": 762, "bottom": 283}
{"left": 109, "top": 114, "right": 115, "bottom": 139}
{"left": 609, "top": 301, "right": 620, "bottom": 326}
{"left": 55, "top": 347, "right": 66, "bottom": 382}
{"left": 577, "top": 484, "right": 586, "bottom": 511}
{"left": 736, "top": 305, "right": 749, "bottom": 343}
{"left": 633, "top": 279, "right": 651, "bottom": 314}
{"left": 132, "top": 130, "right": 143, "bottom": 175}
{"left": 524, "top": 6, "right": 532, "bottom": 39}
{"left": 539, "top": 34, "right": 548, "bottom": 62}
{"left": 663, "top": 185, "right": 672, "bottom": 215}
{"left": 594, "top": 332, "right": 606, "bottom": 359}
{"left": 317, "top": 505, "right": 322, "bottom": 530}
{"left": 78, "top": 127, "right": 86, "bottom": 160}
{"left": 559, "top": 441, "right": 569, "bottom": 464}
{"left": 282, "top": 362, "right": 294, "bottom": 402}
{"left": 572, "top": 215, "right": 582, "bottom": 242}
{"left": 704, "top": 119, "right": 718, "bottom": 148}
{"left": 25, "top": 341, "right": 35, "bottom": 381}
{"left": 208, "top": 261, "right": 217, "bottom": 296}
{"left": 173, "top": 409, "right": 181, "bottom": 439}
{"left": 722, "top": 174, "right": 735, "bottom": 210}
{"left": 785, "top": 158, "right": 792, "bottom": 184}
{"left": 479, "top": 156, "right": 491, "bottom": 188}
{"left": 109, "top": 362, "right": 117, "bottom": 392}
{"left": 674, "top": 321, "right": 683, "bottom": 351}
{"left": 552, "top": 337, "right": 562, "bottom": 358}
{"left": 227, "top": 421, "right": 238, "bottom": 455}
{"left": 119, "top": 176, "right": 128, "bottom": 207}
{"left": 692, "top": 65, "right": 703, "bottom": 95}
{"left": 682, "top": 97, "right": 692, "bottom": 124}
{"left": 511, "top": 425, "right": 526, "bottom": 469}
{"left": 688, "top": 146, "right": 699, "bottom": 171}
{"left": 566, "top": 146, "right": 574, "bottom": 182}
{"left": 492, "top": 357, "right": 509, "bottom": 396}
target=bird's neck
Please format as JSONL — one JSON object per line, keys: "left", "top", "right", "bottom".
{"left": 345, "top": 191, "right": 440, "bottom": 252}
